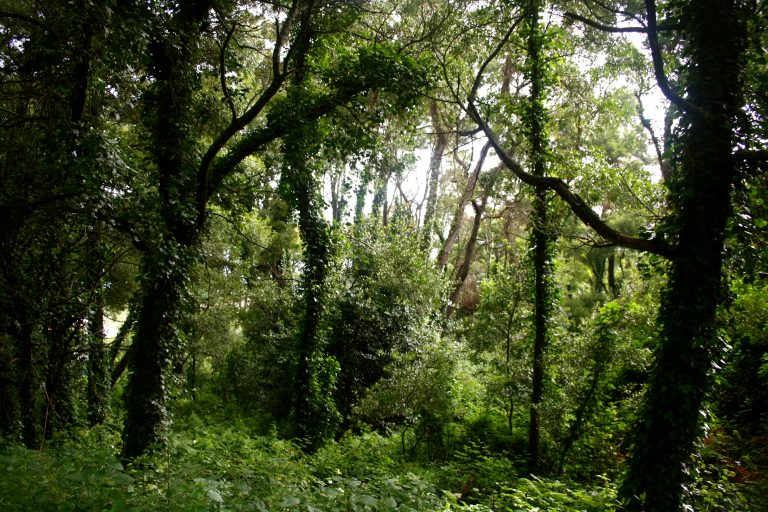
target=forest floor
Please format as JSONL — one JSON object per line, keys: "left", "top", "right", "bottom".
{"left": 1, "top": 397, "right": 766, "bottom": 512}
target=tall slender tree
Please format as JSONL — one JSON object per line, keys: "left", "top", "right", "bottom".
{"left": 524, "top": 0, "right": 554, "bottom": 475}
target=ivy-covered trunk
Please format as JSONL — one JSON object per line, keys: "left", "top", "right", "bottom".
{"left": 86, "top": 225, "right": 110, "bottom": 426}
{"left": 86, "top": 299, "right": 109, "bottom": 426}
{"left": 282, "top": 116, "right": 338, "bottom": 447}
{"left": 618, "top": 1, "right": 745, "bottom": 509}
{"left": 16, "top": 318, "right": 39, "bottom": 448}
{"left": 525, "top": 0, "right": 553, "bottom": 475}
{"left": 123, "top": 247, "right": 191, "bottom": 458}
{"left": 121, "top": 1, "right": 211, "bottom": 459}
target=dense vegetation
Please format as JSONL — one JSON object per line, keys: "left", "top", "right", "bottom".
{"left": 1, "top": 1, "right": 766, "bottom": 510}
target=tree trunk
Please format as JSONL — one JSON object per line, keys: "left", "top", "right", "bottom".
{"left": 121, "top": 2, "right": 211, "bottom": 458}
{"left": 372, "top": 175, "right": 389, "bottom": 225}
{"left": 438, "top": 143, "right": 491, "bottom": 269}
{"left": 87, "top": 226, "right": 110, "bottom": 425}
{"left": 448, "top": 197, "right": 487, "bottom": 316}
{"left": 618, "top": 1, "right": 744, "bottom": 509}
{"left": 284, "top": 19, "right": 338, "bottom": 443}
{"left": 123, "top": 247, "right": 192, "bottom": 459}
{"left": 110, "top": 309, "right": 135, "bottom": 385}
{"left": 354, "top": 175, "right": 369, "bottom": 223}
{"left": 87, "top": 302, "right": 109, "bottom": 426}
{"left": 330, "top": 170, "right": 347, "bottom": 224}
{"left": 607, "top": 253, "right": 617, "bottom": 298}
{"left": 421, "top": 100, "right": 448, "bottom": 248}
{"left": 284, "top": 147, "right": 334, "bottom": 445}
{"left": 16, "top": 319, "right": 39, "bottom": 449}
{"left": 525, "top": 0, "right": 552, "bottom": 476}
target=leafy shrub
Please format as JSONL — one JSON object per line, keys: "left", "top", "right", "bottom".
{"left": 435, "top": 441, "right": 521, "bottom": 503}
{"left": 0, "top": 425, "right": 132, "bottom": 511}
{"left": 356, "top": 338, "right": 458, "bottom": 460}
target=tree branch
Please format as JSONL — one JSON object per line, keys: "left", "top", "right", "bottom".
{"left": 643, "top": 0, "right": 700, "bottom": 117}
{"left": 562, "top": 11, "right": 679, "bottom": 33}
{"left": 195, "top": 0, "right": 304, "bottom": 227}
{"left": 564, "top": 3, "right": 697, "bottom": 117}
{"left": 218, "top": 23, "right": 238, "bottom": 120}
{"left": 468, "top": 101, "right": 671, "bottom": 257}
{"left": 468, "top": 14, "right": 524, "bottom": 105}
{"left": 635, "top": 91, "right": 667, "bottom": 177}
{"left": 205, "top": 86, "right": 365, "bottom": 202}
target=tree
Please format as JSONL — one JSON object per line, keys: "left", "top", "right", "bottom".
{"left": 523, "top": 0, "right": 554, "bottom": 475}
{"left": 0, "top": 0, "right": 143, "bottom": 445}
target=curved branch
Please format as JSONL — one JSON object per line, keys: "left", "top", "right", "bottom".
{"left": 644, "top": 0, "right": 699, "bottom": 117}
{"left": 564, "top": 3, "right": 697, "bottom": 117}
{"left": 195, "top": 0, "right": 305, "bottom": 226}
{"left": 468, "top": 101, "right": 671, "bottom": 257}
{"left": 205, "top": 86, "right": 365, "bottom": 203}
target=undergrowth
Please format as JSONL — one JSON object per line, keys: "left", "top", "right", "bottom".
{"left": 0, "top": 412, "right": 762, "bottom": 511}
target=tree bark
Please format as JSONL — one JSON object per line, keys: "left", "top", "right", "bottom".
{"left": 448, "top": 197, "right": 487, "bottom": 316}
{"left": 438, "top": 143, "right": 491, "bottom": 269}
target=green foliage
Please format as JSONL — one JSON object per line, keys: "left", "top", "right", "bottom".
{"left": 494, "top": 476, "right": 617, "bottom": 511}
{"left": 0, "top": 2, "right": 766, "bottom": 511}
{"left": 461, "top": 260, "right": 530, "bottom": 425}
{"left": 326, "top": 220, "right": 447, "bottom": 420}
{"left": 715, "top": 279, "right": 768, "bottom": 434}
{"left": 438, "top": 440, "right": 522, "bottom": 500}
{"left": 0, "top": 420, "right": 449, "bottom": 512}
{"left": 214, "top": 209, "right": 300, "bottom": 425}
{"left": 356, "top": 337, "right": 459, "bottom": 460}
{"left": 0, "top": 425, "right": 133, "bottom": 511}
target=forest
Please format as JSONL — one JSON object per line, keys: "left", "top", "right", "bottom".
{"left": 0, "top": 0, "right": 767, "bottom": 510}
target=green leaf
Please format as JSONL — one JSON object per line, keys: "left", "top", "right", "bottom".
{"left": 208, "top": 489, "right": 224, "bottom": 503}
{"left": 354, "top": 493, "right": 377, "bottom": 506}
{"left": 281, "top": 495, "right": 301, "bottom": 507}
